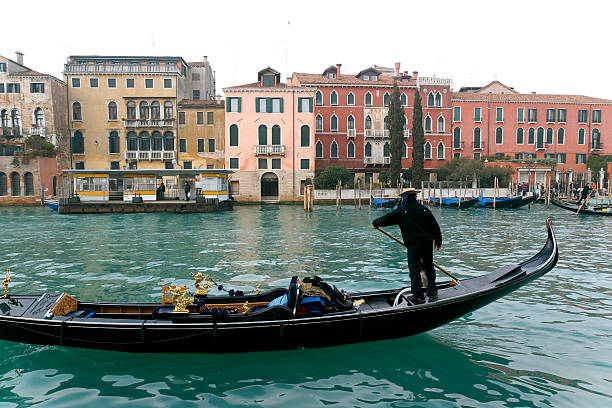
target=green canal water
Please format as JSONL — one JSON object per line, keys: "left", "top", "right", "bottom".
{"left": 0, "top": 204, "right": 610, "bottom": 407}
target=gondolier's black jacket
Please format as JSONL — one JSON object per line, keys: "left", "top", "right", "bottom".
{"left": 373, "top": 200, "right": 442, "bottom": 247}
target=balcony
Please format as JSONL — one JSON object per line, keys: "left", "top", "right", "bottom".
{"left": 64, "top": 63, "right": 181, "bottom": 75}
{"left": 383, "top": 157, "right": 391, "bottom": 165}
{"left": 30, "top": 126, "right": 46, "bottom": 137}
{"left": 124, "top": 119, "right": 175, "bottom": 128}
{"left": 347, "top": 128, "right": 356, "bottom": 138}
{"left": 473, "top": 141, "right": 486, "bottom": 150}
{"left": 536, "top": 142, "right": 547, "bottom": 150}
{"left": 591, "top": 142, "right": 603, "bottom": 151}
{"left": 255, "top": 145, "right": 285, "bottom": 156}
{"left": 453, "top": 141, "right": 464, "bottom": 150}
{"left": 125, "top": 150, "right": 175, "bottom": 161}
{"left": 403, "top": 130, "right": 410, "bottom": 138}
{"left": 364, "top": 157, "right": 375, "bottom": 165}
{"left": 1, "top": 127, "right": 21, "bottom": 138}
{"left": 364, "top": 129, "right": 386, "bottom": 138}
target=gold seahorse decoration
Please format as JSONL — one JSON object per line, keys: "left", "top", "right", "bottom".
{"left": 190, "top": 272, "right": 214, "bottom": 296}
{"left": 169, "top": 284, "right": 193, "bottom": 313}
{"left": 2, "top": 268, "right": 10, "bottom": 298}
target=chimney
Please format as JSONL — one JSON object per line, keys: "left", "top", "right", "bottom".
{"left": 412, "top": 71, "right": 418, "bottom": 80}
{"left": 395, "top": 62, "right": 401, "bottom": 77}
{"left": 336, "top": 63, "right": 342, "bottom": 78}
{"left": 15, "top": 51, "right": 23, "bottom": 66}
{"left": 203, "top": 56, "right": 208, "bottom": 64}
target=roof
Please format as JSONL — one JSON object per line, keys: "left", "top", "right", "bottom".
{"left": 10, "top": 69, "right": 47, "bottom": 77}
{"left": 292, "top": 72, "right": 417, "bottom": 87}
{"left": 224, "top": 81, "right": 303, "bottom": 90}
{"left": 64, "top": 169, "right": 232, "bottom": 176}
{"left": 178, "top": 99, "right": 224, "bottom": 108}
{"left": 451, "top": 92, "right": 612, "bottom": 104}
{"left": 68, "top": 55, "right": 189, "bottom": 67}
{"left": 188, "top": 62, "right": 208, "bottom": 67}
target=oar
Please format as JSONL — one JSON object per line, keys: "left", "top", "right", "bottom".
{"left": 375, "top": 227, "right": 460, "bottom": 285}
{"left": 576, "top": 194, "right": 589, "bottom": 214}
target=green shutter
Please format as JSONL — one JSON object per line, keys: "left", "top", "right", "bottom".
{"left": 280, "top": 98, "right": 283, "bottom": 113}
{"left": 266, "top": 98, "right": 272, "bottom": 113}
{"left": 255, "top": 98, "right": 260, "bottom": 113}
{"left": 237, "top": 97, "right": 241, "bottom": 112}
{"left": 298, "top": 98, "right": 302, "bottom": 113}
{"left": 226, "top": 99, "right": 230, "bottom": 112}
{"left": 309, "top": 97, "right": 313, "bottom": 112}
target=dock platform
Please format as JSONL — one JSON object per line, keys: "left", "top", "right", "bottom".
{"left": 58, "top": 198, "right": 232, "bottom": 214}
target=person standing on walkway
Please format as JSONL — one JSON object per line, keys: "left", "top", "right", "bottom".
{"left": 184, "top": 181, "right": 191, "bottom": 201}
{"left": 372, "top": 188, "right": 442, "bottom": 304}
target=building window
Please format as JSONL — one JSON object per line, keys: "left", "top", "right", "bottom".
{"left": 528, "top": 128, "right": 535, "bottom": 144}
{"left": 110, "top": 161, "right": 120, "bottom": 170}
{"left": 496, "top": 107, "right": 503, "bottom": 122}
{"left": 0, "top": 63, "right": 6, "bottom": 72}
{"left": 107, "top": 78, "right": 116, "bottom": 88}
{"left": 556, "top": 153, "right": 566, "bottom": 164}
{"left": 30, "top": 83, "right": 44, "bottom": 93}
{"left": 347, "top": 141, "right": 355, "bottom": 158}
{"left": 402, "top": 142, "right": 407, "bottom": 158}
{"left": 192, "top": 73, "right": 201, "bottom": 81}
{"left": 72, "top": 102, "right": 82, "bottom": 121}
{"left": 593, "top": 109, "right": 601, "bottom": 123}
{"left": 384, "top": 142, "right": 390, "bottom": 157}
{"left": 495, "top": 127, "right": 503, "bottom": 144}
{"left": 272, "top": 158, "right": 281, "bottom": 169}
{"left": 152, "top": 131, "right": 162, "bottom": 150}
{"left": 473, "top": 127, "right": 481, "bottom": 148}
{"left": 546, "top": 109, "right": 555, "bottom": 122}
{"left": 209, "top": 138, "right": 215, "bottom": 152}
{"left": 183, "top": 161, "right": 192, "bottom": 169}
{"left": 151, "top": 101, "right": 160, "bottom": 119}
{"left": 315, "top": 115, "right": 323, "bottom": 131}
{"left": 7, "top": 83, "right": 20, "bottom": 93}
{"left": 592, "top": 129, "right": 601, "bottom": 149}
{"left": 330, "top": 115, "right": 338, "bottom": 132}
{"left": 164, "top": 102, "right": 173, "bottom": 118}
{"left": 364, "top": 142, "right": 372, "bottom": 157}
{"left": 108, "top": 131, "right": 120, "bottom": 153}
{"left": 517, "top": 108, "right": 524, "bottom": 123}
{"left": 347, "top": 93, "right": 355, "bottom": 105}
{"left": 577, "top": 128, "right": 585, "bottom": 145}
{"left": 230, "top": 158, "right": 239, "bottom": 169}
{"left": 72, "top": 131, "right": 84, "bottom": 154}
{"left": 473, "top": 152, "right": 481, "bottom": 160}
{"left": 300, "top": 159, "right": 310, "bottom": 170}
{"left": 558, "top": 109, "right": 567, "bottom": 123}
{"left": 528, "top": 108, "right": 537, "bottom": 122}
{"left": 89, "top": 78, "right": 98, "bottom": 88}
{"left": 578, "top": 109, "right": 587, "bottom": 123}
{"left": 139, "top": 101, "right": 149, "bottom": 120}
{"left": 315, "top": 91, "right": 322, "bottom": 106}
{"left": 229, "top": 124, "right": 239, "bottom": 146}
{"left": 258, "top": 124, "right": 267, "bottom": 145}
{"left": 71, "top": 77, "right": 80, "bottom": 88}
{"left": 437, "top": 142, "right": 445, "bottom": 160}
{"left": 424, "top": 142, "right": 432, "bottom": 159}
{"left": 576, "top": 153, "right": 586, "bottom": 164}
{"left": 164, "top": 78, "right": 172, "bottom": 88}
{"left": 453, "top": 106, "right": 461, "bottom": 122}
{"left": 474, "top": 107, "right": 482, "bottom": 122}
{"left": 330, "top": 141, "right": 338, "bottom": 158}
{"left": 256, "top": 97, "right": 283, "bottom": 113}
{"left": 428, "top": 92, "right": 435, "bottom": 107}
{"left": 262, "top": 75, "right": 275, "bottom": 86}
{"left": 230, "top": 180, "right": 239, "bottom": 195}
{"left": 300, "top": 125, "right": 310, "bottom": 147}
{"left": 138, "top": 131, "right": 150, "bottom": 150}
{"left": 365, "top": 92, "right": 372, "bottom": 106}
{"left": 34, "top": 107, "right": 44, "bottom": 126}
{"left": 365, "top": 115, "right": 372, "bottom": 130}
{"left": 316, "top": 141, "right": 323, "bottom": 158}
{"left": 330, "top": 91, "right": 338, "bottom": 105}
{"left": 383, "top": 92, "right": 390, "bottom": 106}
{"left": 207, "top": 112, "right": 214, "bottom": 125}
{"left": 197, "top": 112, "right": 204, "bottom": 125}
{"left": 298, "top": 97, "right": 313, "bottom": 113}
{"left": 435, "top": 93, "right": 441, "bottom": 107}
{"left": 347, "top": 115, "right": 355, "bottom": 130}
{"left": 145, "top": 78, "right": 154, "bottom": 89}
{"left": 197, "top": 138, "right": 204, "bottom": 152}
{"left": 437, "top": 116, "right": 444, "bottom": 133}
{"left": 516, "top": 128, "right": 524, "bottom": 145}
{"left": 400, "top": 93, "right": 407, "bottom": 106}
{"left": 453, "top": 127, "right": 461, "bottom": 149}
{"left": 74, "top": 162, "right": 85, "bottom": 170}
{"left": 557, "top": 128, "right": 565, "bottom": 145}
{"left": 163, "top": 131, "right": 174, "bottom": 150}
{"left": 193, "top": 90, "right": 200, "bottom": 100}
{"left": 546, "top": 128, "right": 553, "bottom": 145}
{"left": 178, "top": 111, "right": 185, "bottom": 125}
{"left": 126, "top": 78, "right": 134, "bottom": 88}
{"left": 0, "top": 84, "right": 4, "bottom": 93}
{"left": 536, "top": 127, "right": 544, "bottom": 149}
{"left": 424, "top": 116, "right": 432, "bottom": 132}
{"left": 258, "top": 158, "right": 267, "bottom": 169}
{"left": 179, "top": 138, "right": 186, "bottom": 152}
{"left": 126, "top": 101, "right": 136, "bottom": 119}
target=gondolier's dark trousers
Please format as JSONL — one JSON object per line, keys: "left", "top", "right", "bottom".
{"left": 406, "top": 240, "right": 436, "bottom": 297}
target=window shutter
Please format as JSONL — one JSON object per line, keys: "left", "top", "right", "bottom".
{"left": 309, "top": 98, "right": 313, "bottom": 112}
{"left": 280, "top": 98, "right": 283, "bottom": 113}
{"left": 266, "top": 98, "right": 272, "bottom": 113}
{"left": 298, "top": 98, "right": 302, "bottom": 113}
{"left": 226, "top": 99, "right": 230, "bottom": 112}
{"left": 238, "top": 97, "right": 241, "bottom": 112}
{"left": 256, "top": 98, "right": 260, "bottom": 113}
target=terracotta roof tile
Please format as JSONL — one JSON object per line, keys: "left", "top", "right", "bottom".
{"left": 178, "top": 99, "right": 224, "bottom": 107}
{"left": 10, "top": 69, "right": 47, "bottom": 77}
{"left": 188, "top": 62, "right": 208, "bottom": 67}
{"left": 224, "top": 82, "right": 298, "bottom": 90}
{"left": 451, "top": 92, "right": 612, "bottom": 104}
{"left": 292, "top": 72, "right": 416, "bottom": 86}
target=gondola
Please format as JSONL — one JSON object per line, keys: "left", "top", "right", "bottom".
{"left": 45, "top": 200, "right": 59, "bottom": 211}
{"left": 476, "top": 193, "right": 537, "bottom": 209}
{"left": 551, "top": 198, "right": 612, "bottom": 216}
{"left": 429, "top": 196, "right": 479, "bottom": 208}
{"left": 0, "top": 219, "right": 558, "bottom": 353}
{"left": 371, "top": 195, "right": 398, "bottom": 208}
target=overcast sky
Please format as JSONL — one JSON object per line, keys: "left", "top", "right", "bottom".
{"left": 4, "top": 0, "right": 611, "bottom": 99}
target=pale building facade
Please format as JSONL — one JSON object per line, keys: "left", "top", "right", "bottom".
{"left": 177, "top": 99, "right": 225, "bottom": 170}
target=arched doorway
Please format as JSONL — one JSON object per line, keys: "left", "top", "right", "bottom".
{"left": 261, "top": 172, "right": 279, "bottom": 200}
{"left": 52, "top": 176, "right": 57, "bottom": 196}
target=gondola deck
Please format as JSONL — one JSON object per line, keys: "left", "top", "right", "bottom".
{"left": 551, "top": 198, "right": 612, "bottom": 216}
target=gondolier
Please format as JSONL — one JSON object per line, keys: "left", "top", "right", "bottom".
{"left": 372, "top": 188, "right": 442, "bottom": 304}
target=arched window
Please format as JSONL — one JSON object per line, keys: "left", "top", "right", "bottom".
{"left": 424, "top": 142, "right": 432, "bottom": 159}
{"left": 258, "top": 124, "right": 267, "bottom": 145}
{"left": 578, "top": 128, "right": 585, "bottom": 145}
{"left": 315, "top": 91, "right": 323, "bottom": 106}
{"left": 592, "top": 128, "right": 601, "bottom": 149}
{"left": 10, "top": 109, "right": 20, "bottom": 130}
{"left": 453, "top": 127, "right": 461, "bottom": 149}
{"left": 365, "top": 92, "right": 372, "bottom": 106}
{"left": 315, "top": 114, "right": 323, "bottom": 131}
{"left": 528, "top": 128, "right": 535, "bottom": 144}
{"left": 435, "top": 92, "right": 442, "bottom": 107}
{"left": 495, "top": 127, "right": 503, "bottom": 144}
{"left": 403, "top": 115, "right": 408, "bottom": 131}
{"left": 150, "top": 101, "right": 160, "bottom": 120}
{"left": 347, "top": 141, "right": 355, "bottom": 158}
{"left": 229, "top": 124, "right": 239, "bottom": 147}
{"left": 163, "top": 131, "right": 174, "bottom": 150}
{"left": 72, "top": 102, "right": 82, "bottom": 120}
{"left": 127, "top": 102, "right": 136, "bottom": 119}
{"left": 546, "top": 127, "right": 553, "bottom": 145}
{"left": 347, "top": 115, "right": 355, "bottom": 130}
{"left": 108, "top": 131, "right": 120, "bottom": 153}
{"left": 330, "top": 141, "right": 338, "bottom": 158}
{"left": 330, "top": 115, "right": 338, "bottom": 131}
{"left": 139, "top": 131, "right": 150, "bottom": 150}
{"left": 402, "top": 142, "right": 407, "bottom": 158}
{"left": 315, "top": 140, "right": 323, "bottom": 158}
{"left": 10, "top": 172, "right": 20, "bottom": 196}
{"left": 473, "top": 127, "right": 481, "bottom": 148}
{"left": 537, "top": 127, "right": 544, "bottom": 148}
{"left": 330, "top": 91, "right": 338, "bottom": 105}
{"left": 108, "top": 101, "right": 117, "bottom": 121}
{"left": 427, "top": 92, "right": 435, "bottom": 107}
{"left": 437, "top": 142, "right": 445, "bottom": 159}
{"left": 516, "top": 128, "right": 524, "bottom": 145}
{"left": 383, "top": 142, "right": 390, "bottom": 157}
{"left": 24, "top": 172, "right": 34, "bottom": 196}
{"left": 0, "top": 110, "right": 8, "bottom": 129}
{"left": 139, "top": 101, "right": 149, "bottom": 120}
{"left": 384, "top": 116, "right": 389, "bottom": 130}
{"left": 400, "top": 93, "right": 407, "bottom": 106}
{"left": 425, "top": 115, "right": 432, "bottom": 132}
{"left": 365, "top": 115, "right": 372, "bottom": 130}
{"left": 164, "top": 102, "right": 173, "bottom": 119}
{"left": 347, "top": 92, "right": 355, "bottom": 105}
{"left": 152, "top": 131, "right": 162, "bottom": 151}
{"left": 126, "top": 131, "right": 138, "bottom": 151}
{"left": 0, "top": 172, "right": 6, "bottom": 196}
{"left": 557, "top": 128, "right": 565, "bottom": 145}
{"left": 33, "top": 107, "right": 44, "bottom": 127}
{"left": 271, "top": 125, "right": 281, "bottom": 145}
{"left": 383, "top": 92, "right": 390, "bottom": 106}
{"left": 300, "top": 125, "right": 310, "bottom": 147}
{"left": 365, "top": 142, "right": 372, "bottom": 157}
{"left": 72, "top": 130, "right": 84, "bottom": 153}
{"left": 437, "top": 116, "right": 444, "bottom": 132}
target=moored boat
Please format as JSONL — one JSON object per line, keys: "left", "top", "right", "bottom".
{"left": 371, "top": 196, "right": 398, "bottom": 208}
{"left": 551, "top": 198, "right": 612, "bottom": 216}
{"left": 0, "top": 219, "right": 558, "bottom": 353}
{"left": 45, "top": 200, "right": 59, "bottom": 211}
{"left": 476, "top": 193, "right": 537, "bottom": 209}
{"left": 429, "top": 196, "right": 479, "bottom": 208}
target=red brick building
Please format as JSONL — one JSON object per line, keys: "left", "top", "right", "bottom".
{"left": 289, "top": 63, "right": 452, "bottom": 184}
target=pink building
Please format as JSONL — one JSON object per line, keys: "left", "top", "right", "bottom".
{"left": 224, "top": 68, "right": 315, "bottom": 202}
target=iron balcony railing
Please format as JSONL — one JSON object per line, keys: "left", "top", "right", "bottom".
{"left": 1, "top": 127, "right": 21, "bottom": 138}
{"left": 124, "top": 119, "right": 175, "bottom": 128}
{"left": 255, "top": 145, "right": 285, "bottom": 156}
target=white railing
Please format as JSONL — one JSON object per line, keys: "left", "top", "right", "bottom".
{"left": 364, "top": 157, "right": 374, "bottom": 164}
{"left": 64, "top": 63, "right": 181, "bottom": 75}
{"left": 30, "top": 126, "right": 45, "bottom": 137}
{"left": 383, "top": 130, "right": 389, "bottom": 137}
{"left": 124, "top": 119, "right": 175, "bottom": 128}
{"left": 124, "top": 150, "right": 174, "bottom": 160}
{"left": 403, "top": 130, "right": 410, "bottom": 138}
{"left": 138, "top": 151, "right": 150, "bottom": 160}
{"left": 125, "top": 151, "right": 137, "bottom": 160}
{"left": 255, "top": 145, "right": 285, "bottom": 156}
{"left": 418, "top": 76, "right": 452, "bottom": 86}
{"left": 347, "top": 129, "right": 356, "bottom": 138}
{"left": 365, "top": 129, "right": 387, "bottom": 138}
{"left": 383, "top": 157, "right": 391, "bottom": 164}
{"left": 162, "top": 151, "right": 175, "bottom": 159}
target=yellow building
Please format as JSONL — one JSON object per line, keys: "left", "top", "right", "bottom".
{"left": 64, "top": 56, "right": 215, "bottom": 171}
{"left": 177, "top": 100, "right": 225, "bottom": 169}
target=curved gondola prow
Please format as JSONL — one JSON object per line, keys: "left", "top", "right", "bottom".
{"left": 519, "top": 217, "right": 558, "bottom": 274}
